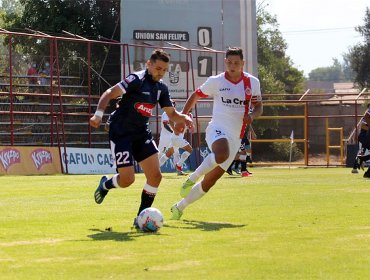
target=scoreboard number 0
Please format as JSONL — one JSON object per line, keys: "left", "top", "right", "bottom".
{"left": 197, "top": 27, "right": 212, "bottom": 47}
{"left": 197, "top": 27, "right": 212, "bottom": 77}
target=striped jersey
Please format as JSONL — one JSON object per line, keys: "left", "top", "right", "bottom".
{"left": 195, "top": 71, "right": 262, "bottom": 138}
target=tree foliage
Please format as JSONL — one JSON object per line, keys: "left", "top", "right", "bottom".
{"left": 1, "top": 0, "right": 120, "bottom": 78}
{"left": 255, "top": 4, "right": 305, "bottom": 138}
{"left": 1, "top": 0, "right": 23, "bottom": 15}
{"left": 308, "top": 58, "right": 348, "bottom": 82}
{"left": 345, "top": 7, "right": 370, "bottom": 89}
{"left": 2, "top": 0, "right": 119, "bottom": 39}
{"left": 256, "top": 6, "right": 304, "bottom": 95}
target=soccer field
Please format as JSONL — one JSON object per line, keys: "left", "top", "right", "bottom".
{"left": 0, "top": 168, "right": 369, "bottom": 280}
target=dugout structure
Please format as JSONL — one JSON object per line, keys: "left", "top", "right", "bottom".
{"left": 0, "top": 30, "right": 369, "bottom": 172}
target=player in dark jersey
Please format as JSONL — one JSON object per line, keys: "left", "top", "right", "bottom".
{"left": 89, "top": 49, "right": 192, "bottom": 228}
{"left": 352, "top": 103, "right": 370, "bottom": 174}
{"left": 354, "top": 104, "right": 370, "bottom": 177}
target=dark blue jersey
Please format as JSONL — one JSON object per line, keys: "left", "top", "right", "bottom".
{"left": 109, "top": 69, "right": 172, "bottom": 137}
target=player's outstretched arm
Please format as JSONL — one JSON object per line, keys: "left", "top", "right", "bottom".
{"left": 181, "top": 92, "right": 201, "bottom": 114}
{"left": 89, "top": 85, "right": 122, "bottom": 128}
{"left": 163, "top": 107, "right": 192, "bottom": 134}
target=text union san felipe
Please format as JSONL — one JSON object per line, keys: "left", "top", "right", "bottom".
{"left": 134, "top": 32, "right": 187, "bottom": 41}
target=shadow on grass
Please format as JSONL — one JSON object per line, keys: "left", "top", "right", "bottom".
{"left": 165, "top": 220, "right": 246, "bottom": 231}
{"left": 223, "top": 175, "right": 245, "bottom": 179}
{"left": 162, "top": 175, "right": 187, "bottom": 180}
{"left": 87, "top": 228, "right": 163, "bottom": 242}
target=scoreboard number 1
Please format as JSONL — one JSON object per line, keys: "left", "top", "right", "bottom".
{"left": 197, "top": 56, "right": 212, "bottom": 77}
{"left": 197, "top": 27, "right": 213, "bottom": 77}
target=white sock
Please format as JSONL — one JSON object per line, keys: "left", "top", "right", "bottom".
{"left": 173, "top": 151, "right": 180, "bottom": 165}
{"left": 177, "top": 151, "right": 191, "bottom": 167}
{"left": 177, "top": 182, "right": 206, "bottom": 211}
{"left": 103, "top": 174, "right": 119, "bottom": 189}
{"left": 112, "top": 174, "right": 119, "bottom": 187}
{"left": 159, "top": 154, "right": 169, "bottom": 167}
{"left": 189, "top": 153, "right": 217, "bottom": 182}
{"left": 143, "top": 183, "right": 158, "bottom": 195}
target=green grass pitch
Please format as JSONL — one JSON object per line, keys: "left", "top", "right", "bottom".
{"left": 0, "top": 168, "right": 369, "bottom": 279}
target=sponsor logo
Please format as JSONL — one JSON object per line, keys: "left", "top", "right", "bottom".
{"left": 62, "top": 152, "right": 113, "bottom": 166}
{"left": 221, "top": 97, "right": 249, "bottom": 106}
{"left": 200, "top": 147, "right": 210, "bottom": 160}
{"left": 0, "top": 148, "right": 21, "bottom": 171}
{"left": 169, "top": 71, "right": 180, "bottom": 84}
{"left": 219, "top": 88, "right": 230, "bottom": 91}
{"left": 125, "top": 74, "right": 136, "bottom": 83}
{"left": 134, "top": 103, "right": 155, "bottom": 116}
{"left": 245, "top": 87, "right": 252, "bottom": 97}
{"left": 31, "top": 148, "right": 53, "bottom": 170}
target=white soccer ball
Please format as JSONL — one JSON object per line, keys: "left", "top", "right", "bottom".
{"left": 137, "top": 207, "right": 164, "bottom": 232}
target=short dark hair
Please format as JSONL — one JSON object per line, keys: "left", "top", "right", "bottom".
{"left": 150, "top": 49, "right": 170, "bottom": 63}
{"left": 226, "top": 47, "right": 243, "bottom": 60}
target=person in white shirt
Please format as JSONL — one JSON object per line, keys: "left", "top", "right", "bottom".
{"left": 159, "top": 111, "right": 193, "bottom": 175}
{"left": 157, "top": 109, "right": 181, "bottom": 174}
{"left": 171, "top": 47, "right": 263, "bottom": 220}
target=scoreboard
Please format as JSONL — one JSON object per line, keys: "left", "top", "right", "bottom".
{"left": 121, "top": 0, "right": 257, "bottom": 98}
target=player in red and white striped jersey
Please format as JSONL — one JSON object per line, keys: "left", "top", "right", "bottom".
{"left": 171, "top": 47, "right": 263, "bottom": 220}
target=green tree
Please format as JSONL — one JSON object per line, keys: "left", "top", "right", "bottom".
{"left": 1, "top": 0, "right": 23, "bottom": 15}
{"left": 345, "top": 7, "right": 370, "bottom": 89}
{"left": 2, "top": 0, "right": 119, "bottom": 40}
{"left": 255, "top": 4, "right": 305, "bottom": 140}
{"left": 308, "top": 58, "right": 345, "bottom": 82}
{"left": 1, "top": 0, "right": 120, "bottom": 84}
{"left": 342, "top": 54, "right": 355, "bottom": 81}
{"left": 256, "top": 6, "right": 304, "bottom": 94}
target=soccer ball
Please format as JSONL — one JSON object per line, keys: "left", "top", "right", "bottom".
{"left": 137, "top": 207, "right": 164, "bottom": 232}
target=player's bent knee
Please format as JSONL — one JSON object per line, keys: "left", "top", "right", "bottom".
{"left": 148, "top": 172, "right": 162, "bottom": 186}
{"left": 118, "top": 176, "right": 135, "bottom": 188}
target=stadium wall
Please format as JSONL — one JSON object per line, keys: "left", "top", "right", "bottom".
{"left": 0, "top": 30, "right": 369, "bottom": 172}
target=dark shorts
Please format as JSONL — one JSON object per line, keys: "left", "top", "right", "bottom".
{"left": 109, "top": 131, "right": 158, "bottom": 169}
{"left": 364, "top": 129, "right": 370, "bottom": 150}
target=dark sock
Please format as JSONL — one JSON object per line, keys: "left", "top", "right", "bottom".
{"left": 104, "top": 178, "right": 116, "bottom": 189}
{"left": 137, "top": 190, "right": 156, "bottom": 216}
{"left": 246, "top": 155, "right": 252, "bottom": 163}
{"left": 227, "top": 163, "right": 233, "bottom": 172}
{"left": 241, "top": 161, "right": 247, "bottom": 172}
{"left": 234, "top": 160, "right": 240, "bottom": 169}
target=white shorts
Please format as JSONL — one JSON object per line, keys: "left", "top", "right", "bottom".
{"left": 157, "top": 133, "right": 172, "bottom": 154}
{"left": 170, "top": 134, "right": 190, "bottom": 149}
{"left": 205, "top": 124, "right": 241, "bottom": 171}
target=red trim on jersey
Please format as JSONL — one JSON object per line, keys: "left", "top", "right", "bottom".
{"left": 195, "top": 88, "right": 208, "bottom": 98}
{"left": 239, "top": 75, "right": 252, "bottom": 139}
{"left": 225, "top": 72, "right": 243, "bottom": 85}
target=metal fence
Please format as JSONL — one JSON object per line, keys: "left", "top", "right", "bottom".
{"left": 0, "top": 29, "right": 369, "bottom": 167}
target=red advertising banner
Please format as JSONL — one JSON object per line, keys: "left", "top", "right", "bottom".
{"left": 0, "top": 146, "right": 62, "bottom": 175}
